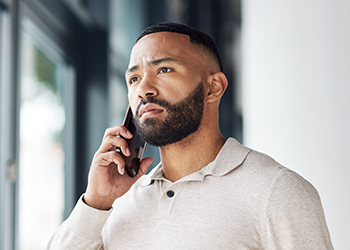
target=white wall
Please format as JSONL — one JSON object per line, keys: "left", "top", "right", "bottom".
{"left": 241, "top": 1, "right": 350, "bottom": 249}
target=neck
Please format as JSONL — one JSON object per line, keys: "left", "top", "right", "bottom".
{"left": 159, "top": 125, "right": 226, "bottom": 182}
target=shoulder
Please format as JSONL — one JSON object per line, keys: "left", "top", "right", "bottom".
{"left": 222, "top": 138, "right": 290, "bottom": 185}
{"left": 222, "top": 138, "right": 319, "bottom": 204}
{"left": 242, "top": 147, "right": 319, "bottom": 199}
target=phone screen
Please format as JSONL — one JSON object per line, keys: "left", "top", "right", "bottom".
{"left": 120, "top": 106, "right": 147, "bottom": 177}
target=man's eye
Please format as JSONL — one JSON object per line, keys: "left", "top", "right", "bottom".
{"left": 130, "top": 77, "right": 140, "bottom": 84}
{"left": 159, "top": 67, "right": 172, "bottom": 74}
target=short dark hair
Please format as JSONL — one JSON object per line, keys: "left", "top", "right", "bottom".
{"left": 136, "top": 22, "right": 224, "bottom": 72}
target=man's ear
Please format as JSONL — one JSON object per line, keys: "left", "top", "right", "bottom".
{"left": 205, "top": 72, "right": 228, "bottom": 103}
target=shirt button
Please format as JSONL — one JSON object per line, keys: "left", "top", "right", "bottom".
{"left": 167, "top": 190, "right": 175, "bottom": 198}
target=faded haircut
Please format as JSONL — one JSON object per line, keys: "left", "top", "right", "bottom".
{"left": 136, "top": 22, "right": 224, "bottom": 72}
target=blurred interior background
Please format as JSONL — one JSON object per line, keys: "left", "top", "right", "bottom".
{"left": 0, "top": 0, "right": 349, "bottom": 249}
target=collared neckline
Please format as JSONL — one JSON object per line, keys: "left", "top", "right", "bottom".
{"left": 137, "top": 138, "right": 252, "bottom": 187}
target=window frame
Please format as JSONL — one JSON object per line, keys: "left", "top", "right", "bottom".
{"left": 13, "top": 3, "right": 77, "bottom": 248}
{"left": 0, "top": 1, "right": 78, "bottom": 249}
{"left": 0, "top": 5, "right": 17, "bottom": 250}
{"left": 19, "top": 0, "right": 77, "bottom": 215}
{"left": 1, "top": 0, "right": 109, "bottom": 249}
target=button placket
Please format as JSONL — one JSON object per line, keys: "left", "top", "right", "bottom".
{"left": 157, "top": 181, "right": 188, "bottom": 220}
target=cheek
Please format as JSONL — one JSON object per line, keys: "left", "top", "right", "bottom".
{"left": 127, "top": 90, "right": 139, "bottom": 108}
{"left": 169, "top": 84, "right": 195, "bottom": 100}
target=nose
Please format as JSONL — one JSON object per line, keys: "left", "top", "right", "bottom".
{"left": 136, "top": 74, "right": 158, "bottom": 99}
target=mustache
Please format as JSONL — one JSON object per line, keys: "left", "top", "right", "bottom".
{"left": 135, "top": 81, "right": 204, "bottom": 118}
{"left": 135, "top": 96, "right": 171, "bottom": 117}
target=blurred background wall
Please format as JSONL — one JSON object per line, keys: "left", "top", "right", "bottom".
{"left": 0, "top": 0, "right": 348, "bottom": 249}
{"left": 242, "top": 1, "right": 350, "bottom": 249}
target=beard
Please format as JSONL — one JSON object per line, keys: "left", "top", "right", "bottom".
{"left": 133, "top": 82, "right": 205, "bottom": 147}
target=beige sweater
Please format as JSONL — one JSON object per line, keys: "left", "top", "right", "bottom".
{"left": 47, "top": 138, "right": 333, "bottom": 249}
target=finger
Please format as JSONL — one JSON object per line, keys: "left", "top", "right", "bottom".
{"left": 98, "top": 135, "right": 130, "bottom": 156}
{"left": 117, "top": 161, "right": 125, "bottom": 176}
{"left": 103, "top": 126, "right": 133, "bottom": 141}
{"left": 96, "top": 151, "right": 125, "bottom": 175}
{"left": 94, "top": 151, "right": 125, "bottom": 169}
{"left": 100, "top": 151, "right": 127, "bottom": 176}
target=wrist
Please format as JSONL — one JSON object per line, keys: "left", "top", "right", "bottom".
{"left": 83, "top": 193, "right": 113, "bottom": 211}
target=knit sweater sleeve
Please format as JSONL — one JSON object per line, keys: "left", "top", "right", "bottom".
{"left": 46, "top": 195, "right": 113, "bottom": 250}
{"left": 260, "top": 169, "right": 333, "bottom": 250}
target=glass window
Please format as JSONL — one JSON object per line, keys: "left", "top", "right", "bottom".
{"left": 17, "top": 19, "right": 73, "bottom": 250}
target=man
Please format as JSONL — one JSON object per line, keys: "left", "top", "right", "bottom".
{"left": 47, "top": 22, "right": 333, "bottom": 249}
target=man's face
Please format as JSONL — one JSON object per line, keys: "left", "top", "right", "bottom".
{"left": 125, "top": 32, "right": 208, "bottom": 146}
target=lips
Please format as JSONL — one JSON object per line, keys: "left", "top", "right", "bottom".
{"left": 138, "top": 103, "right": 164, "bottom": 119}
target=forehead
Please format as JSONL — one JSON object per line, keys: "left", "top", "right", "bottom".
{"left": 128, "top": 32, "right": 202, "bottom": 68}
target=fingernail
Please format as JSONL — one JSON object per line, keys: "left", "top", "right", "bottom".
{"left": 120, "top": 167, "right": 125, "bottom": 175}
{"left": 126, "top": 147, "right": 130, "bottom": 156}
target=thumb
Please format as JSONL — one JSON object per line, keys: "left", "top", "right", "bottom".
{"left": 137, "top": 157, "right": 153, "bottom": 176}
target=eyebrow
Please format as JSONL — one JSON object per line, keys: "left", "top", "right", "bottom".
{"left": 125, "top": 57, "right": 180, "bottom": 74}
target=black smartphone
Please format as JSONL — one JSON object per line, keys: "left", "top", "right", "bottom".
{"left": 119, "top": 106, "right": 147, "bottom": 177}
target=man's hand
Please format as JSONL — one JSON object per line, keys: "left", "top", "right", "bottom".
{"left": 84, "top": 125, "right": 153, "bottom": 210}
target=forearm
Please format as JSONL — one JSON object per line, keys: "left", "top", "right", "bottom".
{"left": 47, "top": 195, "right": 113, "bottom": 250}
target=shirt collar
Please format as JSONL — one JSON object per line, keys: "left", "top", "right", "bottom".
{"left": 137, "top": 137, "right": 251, "bottom": 187}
